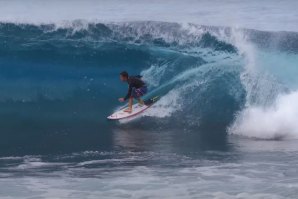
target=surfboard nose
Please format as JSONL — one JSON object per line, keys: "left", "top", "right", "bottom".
{"left": 107, "top": 115, "right": 116, "bottom": 120}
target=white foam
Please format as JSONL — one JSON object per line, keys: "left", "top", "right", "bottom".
{"left": 144, "top": 89, "right": 183, "bottom": 118}
{"left": 229, "top": 91, "right": 298, "bottom": 139}
{"left": 139, "top": 54, "right": 239, "bottom": 120}
{"left": 224, "top": 27, "right": 298, "bottom": 140}
{"left": 141, "top": 64, "right": 168, "bottom": 88}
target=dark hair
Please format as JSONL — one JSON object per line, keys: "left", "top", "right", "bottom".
{"left": 120, "top": 71, "right": 129, "bottom": 78}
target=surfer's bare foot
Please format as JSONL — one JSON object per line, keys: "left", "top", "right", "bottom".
{"left": 124, "top": 108, "right": 132, "bottom": 113}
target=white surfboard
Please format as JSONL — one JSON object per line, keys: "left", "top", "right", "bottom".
{"left": 107, "top": 96, "right": 159, "bottom": 120}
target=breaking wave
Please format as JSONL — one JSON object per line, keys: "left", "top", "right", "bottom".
{"left": 0, "top": 20, "right": 298, "bottom": 155}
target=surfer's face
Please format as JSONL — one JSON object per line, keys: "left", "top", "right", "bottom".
{"left": 120, "top": 75, "right": 127, "bottom": 82}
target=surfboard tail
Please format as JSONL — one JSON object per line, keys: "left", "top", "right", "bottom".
{"left": 144, "top": 96, "right": 159, "bottom": 106}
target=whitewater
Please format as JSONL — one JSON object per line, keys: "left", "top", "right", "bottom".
{"left": 0, "top": 0, "right": 298, "bottom": 198}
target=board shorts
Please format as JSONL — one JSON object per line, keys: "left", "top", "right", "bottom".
{"left": 132, "top": 86, "right": 147, "bottom": 98}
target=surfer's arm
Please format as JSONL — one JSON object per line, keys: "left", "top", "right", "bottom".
{"left": 124, "top": 85, "right": 133, "bottom": 101}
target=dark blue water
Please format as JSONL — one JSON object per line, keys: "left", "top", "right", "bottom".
{"left": 0, "top": 21, "right": 298, "bottom": 198}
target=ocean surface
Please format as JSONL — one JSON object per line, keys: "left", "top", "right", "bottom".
{"left": 0, "top": 0, "right": 298, "bottom": 198}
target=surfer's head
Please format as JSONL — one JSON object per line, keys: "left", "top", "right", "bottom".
{"left": 120, "top": 71, "right": 129, "bottom": 81}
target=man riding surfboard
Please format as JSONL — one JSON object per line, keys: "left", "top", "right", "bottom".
{"left": 118, "top": 71, "right": 147, "bottom": 113}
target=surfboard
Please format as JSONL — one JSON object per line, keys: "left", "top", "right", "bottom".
{"left": 107, "top": 96, "right": 159, "bottom": 120}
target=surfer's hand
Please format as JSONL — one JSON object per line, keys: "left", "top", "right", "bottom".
{"left": 118, "top": 98, "right": 125, "bottom": 102}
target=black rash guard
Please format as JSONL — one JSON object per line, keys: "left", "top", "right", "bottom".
{"left": 124, "top": 76, "right": 146, "bottom": 100}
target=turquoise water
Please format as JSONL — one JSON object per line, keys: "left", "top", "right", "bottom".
{"left": 0, "top": 1, "right": 298, "bottom": 198}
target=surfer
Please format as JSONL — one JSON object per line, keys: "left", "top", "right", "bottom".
{"left": 118, "top": 71, "right": 147, "bottom": 113}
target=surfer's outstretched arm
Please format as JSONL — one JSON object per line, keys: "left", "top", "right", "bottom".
{"left": 118, "top": 85, "right": 132, "bottom": 102}
{"left": 119, "top": 85, "right": 133, "bottom": 113}
{"left": 124, "top": 85, "right": 133, "bottom": 101}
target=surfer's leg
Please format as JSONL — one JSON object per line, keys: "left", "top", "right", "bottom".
{"left": 124, "top": 97, "right": 133, "bottom": 113}
{"left": 138, "top": 98, "right": 144, "bottom": 105}
{"left": 136, "top": 87, "right": 147, "bottom": 105}
{"left": 128, "top": 97, "right": 133, "bottom": 110}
